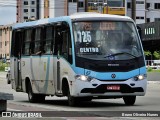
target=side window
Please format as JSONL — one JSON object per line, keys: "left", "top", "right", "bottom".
{"left": 68, "top": 31, "right": 72, "bottom": 64}
{"left": 11, "top": 30, "right": 16, "bottom": 57}
{"left": 44, "top": 26, "right": 54, "bottom": 54}
{"left": 23, "top": 29, "right": 32, "bottom": 55}
{"left": 34, "top": 28, "right": 42, "bottom": 54}
{"left": 54, "top": 26, "right": 63, "bottom": 55}
{"left": 61, "top": 32, "right": 67, "bottom": 57}
{"left": 54, "top": 22, "right": 72, "bottom": 64}
{"left": 31, "top": 28, "right": 36, "bottom": 54}
{"left": 11, "top": 30, "right": 23, "bottom": 57}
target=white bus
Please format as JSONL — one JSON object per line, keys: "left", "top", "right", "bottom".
{"left": 10, "top": 13, "right": 147, "bottom": 106}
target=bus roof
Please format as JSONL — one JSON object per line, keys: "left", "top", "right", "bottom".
{"left": 70, "top": 12, "right": 132, "bottom": 21}
{"left": 12, "top": 12, "right": 133, "bottom": 30}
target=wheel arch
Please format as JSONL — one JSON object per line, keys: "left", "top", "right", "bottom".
{"left": 25, "top": 77, "right": 31, "bottom": 93}
{"left": 62, "top": 77, "right": 70, "bottom": 96}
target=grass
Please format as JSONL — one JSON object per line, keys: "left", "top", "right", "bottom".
{"left": 149, "top": 69, "right": 160, "bottom": 72}
{"left": 0, "top": 62, "right": 9, "bottom": 71}
{"left": 147, "top": 67, "right": 160, "bottom": 72}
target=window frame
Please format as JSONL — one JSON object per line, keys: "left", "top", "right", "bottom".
{"left": 24, "top": 9, "right": 28, "bottom": 13}
{"left": 31, "top": 1, "right": 35, "bottom": 5}
{"left": 22, "top": 29, "right": 32, "bottom": 55}
{"left": 43, "top": 25, "right": 54, "bottom": 55}
{"left": 24, "top": 1, "right": 28, "bottom": 5}
{"left": 155, "top": 3, "right": 160, "bottom": 9}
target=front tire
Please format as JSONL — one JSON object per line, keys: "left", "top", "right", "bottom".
{"left": 67, "top": 89, "right": 77, "bottom": 106}
{"left": 123, "top": 96, "right": 136, "bottom": 105}
{"left": 7, "top": 78, "right": 11, "bottom": 84}
{"left": 6, "top": 75, "right": 10, "bottom": 84}
{"left": 7, "top": 80, "right": 11, "bottom": 84}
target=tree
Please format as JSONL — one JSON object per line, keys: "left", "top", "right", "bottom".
{"left": 153, "top": 51, "right": 160, "bottom": 60}
{"left": 144, "top": 50, "right": 152, "bottom": 56}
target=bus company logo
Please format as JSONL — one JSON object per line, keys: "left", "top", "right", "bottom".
{"left": 2, "top": 112, "right": 11, "bottom": 117}
{"left": 2, "top": 112, "right": 42, "bottom": 118}
{"left": 111, "top": 74, "right": 116, "bottom": 79}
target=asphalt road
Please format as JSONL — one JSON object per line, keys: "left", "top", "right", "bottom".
{"left": 0, "top": 72, "right": 160, "bottom": 120}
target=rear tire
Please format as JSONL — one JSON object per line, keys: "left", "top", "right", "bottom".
{"left": 123, "top": 96, "right": 136, "bottom": 105}
{"left": 27, "top": 82, "right": 37, "bottom": 103}
{"left": 37, "top": 95, "right": 45, "bottom": 103}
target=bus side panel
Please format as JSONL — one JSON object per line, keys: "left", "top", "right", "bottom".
{"left": 35, "top": 56, "right": 55, "bottom": 95}
{"left": 21, "top": 56, "right": 55, "bottom": 95}
{"left": 21, "top": 57, "right": 38, "bottom": 94}
{"left": 21, "top": 57, "right": 32, "bottom": 92}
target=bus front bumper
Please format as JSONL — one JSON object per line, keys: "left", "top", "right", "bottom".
{"left": 71, "top": 78, "right": 147, "bottom": 97}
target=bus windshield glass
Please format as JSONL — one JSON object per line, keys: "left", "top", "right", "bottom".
{"left": 73, "top": 21, "right": 143, "bottom": 60}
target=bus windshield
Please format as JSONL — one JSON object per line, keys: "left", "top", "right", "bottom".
{"left": 73, "top": 21, "right": 143, "bottom": 60}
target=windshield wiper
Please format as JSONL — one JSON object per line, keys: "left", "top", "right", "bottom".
{"left": 104, "top": 52, "right": 137, "bottom": 58}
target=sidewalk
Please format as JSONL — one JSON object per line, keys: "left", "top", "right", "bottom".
{"left": 0, "top": 72, "right": 7, "bottom": 79}
{"left": 147, "top": 72, "right": 160, "bottom": 81}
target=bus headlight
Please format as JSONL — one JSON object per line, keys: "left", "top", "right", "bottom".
{"left": 134, "top": 74, "right": 147, "bottom": 81}
{"left": 75, "top": 75, "right": 93, "bottom": 82}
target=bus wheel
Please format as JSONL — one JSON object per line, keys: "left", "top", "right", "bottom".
{"left": 37, "top": 95, "right": 45, "bottom": 103}
{"left": 123, "top": 96, "right": 136, "bottom": 105}
{"left": 67, "top": 90, "right": 77, "bottom": 106}
{"left": 80, "top": 97, "right": 92, "bottom": 101}
{"left": 28, "top": 82, "right": 37, "bottom": 103}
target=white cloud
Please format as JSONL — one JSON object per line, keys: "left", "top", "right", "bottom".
{"left": 0, "top": 0, "right": 16, "bottom": 25}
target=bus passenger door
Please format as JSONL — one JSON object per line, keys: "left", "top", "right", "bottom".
{"left": 54, "top": 29, "right": 62, "bottom": 94}
{"left": 12, "top": 31, "right": 23, "bottom": 92}
{"left": 54, "top": 22, "right": 72, "bottom": 95}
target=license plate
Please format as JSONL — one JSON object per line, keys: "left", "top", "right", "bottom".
{"left": 107, "top": 85, "right": 120, "bottom": 90}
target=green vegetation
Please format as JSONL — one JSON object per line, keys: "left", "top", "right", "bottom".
{"left": 147, "top": 67, "right": 153, "bottom": 72}
{"left": 144, "top": 50, "right": 152, "bottom": 57}
{"left": 151, "top": 69, "right": 160, "bottom": 72}
{"left": 0, "top": 62, "right": 9, "bottom": 71}
{"left": 145, "top": 50, "right": 160, "bottom": 72}
{"left": 144, "top": 50, "right": 160, "bottom": 60}
{"left": 147, "top": 67, "right": 160, "bottom": 72}
{"left": 153, "top": 51, "right": 160, "bottom": 60}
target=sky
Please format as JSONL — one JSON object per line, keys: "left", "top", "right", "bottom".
{"left": 0, "top": 0, "right": 16, "bottom": 25}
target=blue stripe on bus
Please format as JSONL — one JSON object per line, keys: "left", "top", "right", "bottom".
{"left": 21, "top": 55, "right": 146, "bottom": 81}
{"left": 13, "top": 16, "right": 71, "bottom": 29}
{"left": 71, "top": 66, "right": 146, "bottom": 80}
{"left": 139, "top": 66, "right": 147, "bottom": 74}
{"left": 43, "top": 56, "right": 50, "bottom": 93}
